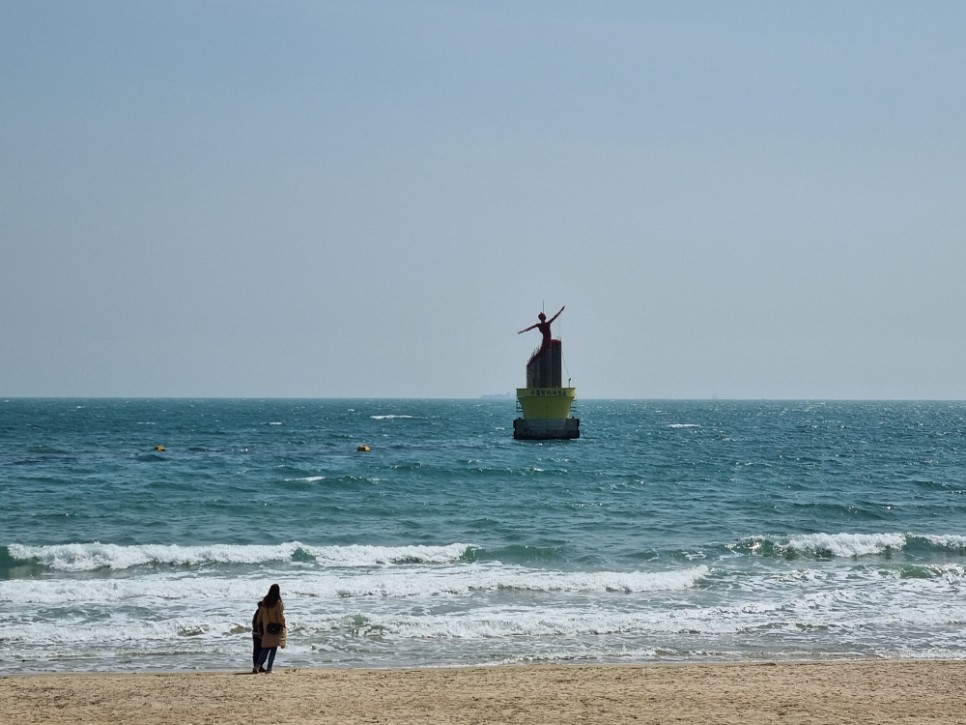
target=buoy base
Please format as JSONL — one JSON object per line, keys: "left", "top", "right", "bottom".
{"left": 513, "top": 417, "right": 580, "bottom": 440}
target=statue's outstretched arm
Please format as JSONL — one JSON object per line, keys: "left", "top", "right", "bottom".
{"left": 547, "top": 306, "right": 565, "bottom": 324}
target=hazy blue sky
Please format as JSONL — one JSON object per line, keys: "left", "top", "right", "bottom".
{"left": 2, "top": 1, "right": 964, "bottom": 399}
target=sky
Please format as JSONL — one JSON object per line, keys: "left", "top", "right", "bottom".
{"left": 2, "top": 1, "right": 965, "bottom": 399}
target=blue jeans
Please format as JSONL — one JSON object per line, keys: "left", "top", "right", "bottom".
{"left": 256, "top": 646, "right": 278, "bottom": 671}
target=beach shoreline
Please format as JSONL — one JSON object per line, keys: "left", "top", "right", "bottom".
{"left": 3, "top": 659, "right": 964, "bottom": 724}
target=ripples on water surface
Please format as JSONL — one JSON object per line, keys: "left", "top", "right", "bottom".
{"left": 3, "top": 398, "right": 966, "bottom": 672}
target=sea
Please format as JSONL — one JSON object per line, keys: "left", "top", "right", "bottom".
{"left": 3, "top": 397, "right": 966, "bottom": 675}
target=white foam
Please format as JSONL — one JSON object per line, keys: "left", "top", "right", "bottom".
{"left": 6, "top": 541, "right": 475, "bottom": 572}
{"left": 309, "top": 543, "right": 471, "bottom": 566}
{"left": 922, "top": 533, "right": 966, "bottom": 549}
{"left": 784, "top": 532, "right": 906, "bottom": 557}
{"left": 322, "top": 564, "right": 710, "bottom": 599}
{"left": 0, "top": 561, "right": 710, "bottom": 606}
{"left": 8, "top": 542, "right": 294, "bottom": 571}
{"left": 6, "top": 555, "right": 966, "bottom": 672}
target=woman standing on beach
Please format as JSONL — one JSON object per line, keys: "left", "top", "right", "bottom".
{"left": 254, "top": 584, "right": 286, "bottom": 674}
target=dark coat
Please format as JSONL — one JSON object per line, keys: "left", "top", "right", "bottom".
{"left": 252, "top": 605, "right": 263, "bottom": 640}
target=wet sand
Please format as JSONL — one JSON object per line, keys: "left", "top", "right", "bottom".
{"left": 2, "top": 660, "right": 964, "bottom": 724}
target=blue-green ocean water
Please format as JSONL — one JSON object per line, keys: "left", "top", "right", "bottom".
{"left": 4, "top": 398, "right": 966, "bottom": 674}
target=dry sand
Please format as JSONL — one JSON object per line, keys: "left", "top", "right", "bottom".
{"left": 2, "top": 660, "right": 964, "bottom": 724}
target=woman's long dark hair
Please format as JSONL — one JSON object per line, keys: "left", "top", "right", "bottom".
{"left": 263, "top": 583, "right": 282, "bottom": 608}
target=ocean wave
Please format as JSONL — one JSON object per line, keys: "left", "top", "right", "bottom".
{"left": 735, "top": 532, "right": 966, "bottom": 559}
{"left": 10, "top": 533, "right": 966, "bottom": 575}
{"left": 313, "top": 563, "right": 710, "bottom": 599}
{"left": 1, "top": 541, "right": 709, "bottom": 598}
{"left": 2, "top": 542, "right": 475, "bottom": 572}
{"left": 462, "top": 544, "right": 566, "bottom": 565}
{"left": 0, "top": 562, "right": 712, "bottom": 606}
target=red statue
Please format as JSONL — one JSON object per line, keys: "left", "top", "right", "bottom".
{"left": 518, "top": 306, "right": 565, "bottom": 351}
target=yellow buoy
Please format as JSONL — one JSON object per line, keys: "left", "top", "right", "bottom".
{"left": 356, "top": 445, "right": 371, "bottom": 452}
{"left": 154, "top": 445, "right": 166, "bottom": 452}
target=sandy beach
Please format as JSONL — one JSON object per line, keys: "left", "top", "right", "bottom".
{"left": 2, "top": 660, "right": 964, "bottom": 724}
